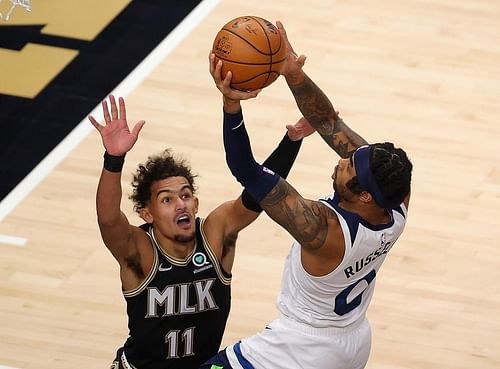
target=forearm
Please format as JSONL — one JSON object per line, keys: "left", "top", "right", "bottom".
{"left": 223, "top": 109, "right": 280, "bottom": 203}
{"left": 288, "top": 74, "right": 367, "bottom": 158}
{"left": 96, "top": 168, "right": 125, "bottom": 227}
{"left": 241, "top": 131, "right": 302, "bottom": 212}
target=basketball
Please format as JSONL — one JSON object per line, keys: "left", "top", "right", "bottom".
{"left": 212, "top": 16, "right": 287, "bottom": 91}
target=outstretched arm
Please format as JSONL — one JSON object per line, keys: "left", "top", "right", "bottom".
{"left": 206, "top": 53, "right": 315, "bottom": 270}
{"left": 207, "top": 120, "right": 312, "bottom": 272}
{"left": 222, "top": 109, "right": 329, "bottom": 250}
{"left": 277, "top": 21, "right": 368, "bottom": 158}
{"left": 88, "top": 95, "right": 145, "bottom": 263}
{"left": 210, "top": 56, "right": 329, "bottom": 251}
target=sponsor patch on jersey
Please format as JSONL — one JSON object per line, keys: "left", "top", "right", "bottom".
{"left": 192, "top": 252, "right": 213, "bottom": 274}
{"left": 193, "top": 252, "right": 209, "bottom": 267}
{"left": 193, "top": 264, "right": 214, "bottom": 274}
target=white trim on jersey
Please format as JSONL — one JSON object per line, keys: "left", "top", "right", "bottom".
{"left": 123, "top": 229, "right": 159, "bottom": 297}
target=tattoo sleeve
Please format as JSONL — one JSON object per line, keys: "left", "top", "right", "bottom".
{"left": 289, "top": 75, "right": 368, "bottom": 158}
{"left": 260, "top": 178, "right": 330, "bottom": 250}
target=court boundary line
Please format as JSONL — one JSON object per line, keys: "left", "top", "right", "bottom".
{"left": 0, "top": 234, "right": 27, "bottom": 246}
{"left": 0, "top": 0, "right": 221, "bottom": 224}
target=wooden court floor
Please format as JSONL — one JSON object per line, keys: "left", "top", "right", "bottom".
{"left": 1, "top": 0, "right": 499, "bottom": 368}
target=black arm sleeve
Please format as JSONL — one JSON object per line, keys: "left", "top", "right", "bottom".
{"left": 241, "top": 133, "right": 303, "bottom": 213}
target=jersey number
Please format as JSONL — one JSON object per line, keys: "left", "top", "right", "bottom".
{"left": 165, "top": 327, "right": 195, "bottom": 358}
{"left": 334, "top": 269, "right": 376, "bottom": 316}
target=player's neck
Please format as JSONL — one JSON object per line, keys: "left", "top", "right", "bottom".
{"left": 163, "top": 241, "right": 196, "bottom": 260}
{"left": 340, "top": 201, "right": 390, "bottom": 225}
{"left": 153, "top": 229, "right": 196, "bottom": 260}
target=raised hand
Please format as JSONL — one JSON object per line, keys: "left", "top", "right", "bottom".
{"left": 88, "top": 95, "right": 145, "bottom": 156}
{"left": 276, "top": 21, "right": 307, "bottom": 85}
{"left": 286, "top": 117, "right": 315, "bottom": 141}
{"left": 209, "top": 52, "right": 260, "bottom": 112}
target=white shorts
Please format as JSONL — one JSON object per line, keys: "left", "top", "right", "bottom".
{"left": 225, "top": 316, "right": 372, "bottom": 369}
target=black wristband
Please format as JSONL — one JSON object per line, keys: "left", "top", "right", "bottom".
{"left": 103, "top": 151, "right": 125, "bottom": 172}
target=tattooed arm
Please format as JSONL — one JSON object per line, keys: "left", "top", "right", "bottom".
{"left": 288, "top": 75, "right": 367, "bottom": 158}
{"left": 260, "top": 177, "right": 332, "bottom": 251}
{"left": 277, "top": 21, "right": 367, "bottom": 158}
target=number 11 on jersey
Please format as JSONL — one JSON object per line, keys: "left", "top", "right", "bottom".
{"left": 165, "top": 327, "right": 196, "bottom": 358}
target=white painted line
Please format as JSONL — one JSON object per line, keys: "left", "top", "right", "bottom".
{"left": 0, "top": 234, "right": 27, "bottom": 246}
{"left": 0, "top": 365, "right": 21, "bottom": 369}
{"left": 0, "top": 0, "right": 221, "bottom": 223}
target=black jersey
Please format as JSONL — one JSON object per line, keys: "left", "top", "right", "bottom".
{"left": 115, "top": 217, "right": 231, "bottom": 369}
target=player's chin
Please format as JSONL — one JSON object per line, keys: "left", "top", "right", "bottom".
{"left": 174, "top": 232, "right": 195, "bottom": 243}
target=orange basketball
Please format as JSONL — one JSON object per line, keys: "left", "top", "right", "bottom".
{"left": 212, "top": 16, "right": 287, "bottom": 91}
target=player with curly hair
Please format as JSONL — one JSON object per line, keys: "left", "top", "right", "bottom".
{"left": 88, "top": 95, "right": 313, "bottom": 369}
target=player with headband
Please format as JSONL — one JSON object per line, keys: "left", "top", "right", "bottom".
{"left": 203, "top": 20, "right": 413, "bottom": 369}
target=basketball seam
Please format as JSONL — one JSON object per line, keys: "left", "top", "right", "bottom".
{"left": 249, "top": 16, "right": 272, "bottom": 88}
{"left": 232, "top": 71, "right": 280, "bottom": 85}
{"left": 213, "top": 56, "right": 282, "bottom": 66}
{"left": 221, "top": 28, "right": 274, "bottom": 56}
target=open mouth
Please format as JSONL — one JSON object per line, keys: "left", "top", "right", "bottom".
{"left": 176, "top": 214, "right": 192, "bottom": 229}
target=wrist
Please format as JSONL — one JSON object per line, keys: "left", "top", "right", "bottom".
{"left": 103, "top": 151, "right": 125, "bottom": 172}
{"left": 223, "top": 96, "right": 242, "bottom": 114}
{"left": 285, "top": 131, "right": 303, "bottom": 143}
{"left": 285, "top": 70, "right": 306, "bottom": 87}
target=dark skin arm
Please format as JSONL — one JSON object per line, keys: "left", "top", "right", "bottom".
{"left": 260, "top": 178, "right": 345, "bottom": 276}
{"left": 88, "top": 96, "right": 152, "bottom": 290}
{"left": 211, "top": 50, "right": 343, "bottom": 273}
{"left": 260, "top": 178, "right": 332, "bottom": 251}
{"left": 278, "top": 21, "right": 411, "bottom": 210}
{"left": 277, "top": 21, "right": 368, "bottom": 158}
{"left": 288, "top": 75, "right": 368, "bottom": 158}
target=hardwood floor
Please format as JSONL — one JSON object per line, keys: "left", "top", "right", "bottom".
{"left": 0, "top": 0, "right": 499, "bottom": 368}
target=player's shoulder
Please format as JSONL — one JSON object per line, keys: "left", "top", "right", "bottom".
{"left": 129, "top": 223, "right": 155, "bottom": 254}
{"left": 316, "top": 197, "right": 341, "bottom": 222}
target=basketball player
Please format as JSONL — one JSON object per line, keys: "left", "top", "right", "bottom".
{"left": 203, "top": 21, "right": 413, "bottom": 369}
{"left": 88, "top": 95, "right": 313, "bottom": 369}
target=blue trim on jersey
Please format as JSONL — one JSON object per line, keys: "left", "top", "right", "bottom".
{"left": 320, "top": 192, "right": 360, "bottom": 245}
{"left": 320, "top": 192, "right": 396, "bottom": 245}
{"left": 233, "top": 342, "right": 255, "bottom": 369}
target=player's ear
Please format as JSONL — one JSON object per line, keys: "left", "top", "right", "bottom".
{"left": 359, "top": 191, "right": 373, "bottom": 204}
{"left": 140, "top": 207, "right": 154, "bottom": 223}
{"left": 194, "top": 196, "right": 199, "bottom": 214}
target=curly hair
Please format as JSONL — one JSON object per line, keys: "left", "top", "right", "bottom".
{"left": 346, "top": 143, "right": 412, "bottom": 208}
{"left": 370, "top": 142, "right": 412, "bottom": 207}
{"left": 129, "top": 149, "right": 198, "bottom": 213}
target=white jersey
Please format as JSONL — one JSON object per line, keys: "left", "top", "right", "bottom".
{"left": 277, "top": 191, "right": 408, "bottom": 328}
{"left": 222, "top": 193, "right": 408, "bottom": 369}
